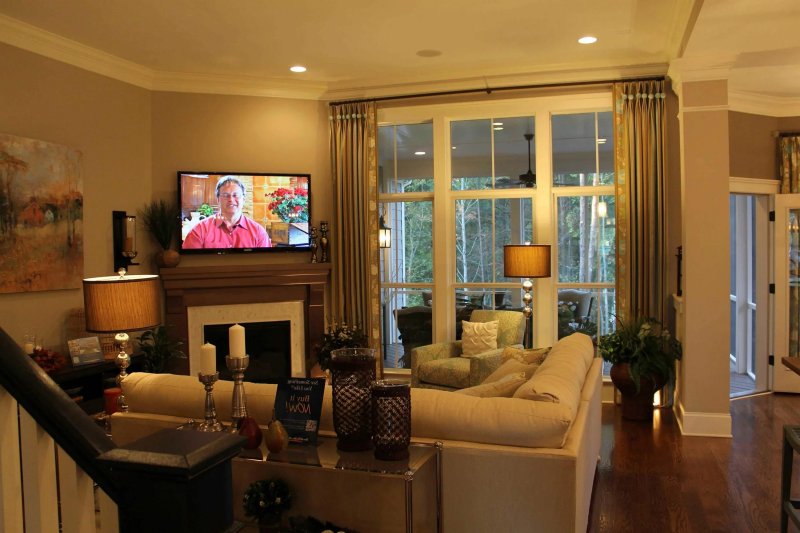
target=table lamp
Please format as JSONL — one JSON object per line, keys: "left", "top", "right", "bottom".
{"left": 503, "top": 244, "right": 551, "bottom": 348}
{"left": 83, "top": 269, "right": 161, "bottom": 411}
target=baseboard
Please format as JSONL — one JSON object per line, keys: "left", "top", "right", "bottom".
{"left": 674, "top": 399, "right": 732, "bottom": 438}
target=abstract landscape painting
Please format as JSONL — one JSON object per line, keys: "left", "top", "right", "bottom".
{"left": 0, "top": 133, "right": 83, "bottom": 293}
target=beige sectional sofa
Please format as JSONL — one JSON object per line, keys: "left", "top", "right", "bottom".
{"left": 110, "top": 332, "right": 601, "bottom": 533}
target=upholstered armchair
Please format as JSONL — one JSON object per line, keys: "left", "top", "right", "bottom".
{"left": 410, "top": 309, "right": 526, "bottom": 390}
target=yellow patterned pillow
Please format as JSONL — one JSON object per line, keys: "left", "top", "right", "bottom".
{"left": 502, "top": 346, "right": 550, "bottom": 365}
{"left": 455, "top": 372, "right": 528, "bottom": 397}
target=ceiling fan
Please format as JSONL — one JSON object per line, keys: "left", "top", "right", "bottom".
{"left": 518, "top": 133, "right": 536, "bottom": 188}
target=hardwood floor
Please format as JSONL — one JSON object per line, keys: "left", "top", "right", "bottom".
{"left": 588, "top": 393, "right": 800, "bottom": 533}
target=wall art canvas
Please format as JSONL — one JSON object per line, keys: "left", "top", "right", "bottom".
{"left": 0, "top": 133, "right": 83, "bottom": 293}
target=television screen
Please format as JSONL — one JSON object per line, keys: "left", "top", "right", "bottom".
{"left": 178, "top": 171, "right": 311, "bottom": 254}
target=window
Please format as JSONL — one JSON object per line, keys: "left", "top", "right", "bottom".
{"left": 378, "top": 93, "right": 614, "bottom": 372}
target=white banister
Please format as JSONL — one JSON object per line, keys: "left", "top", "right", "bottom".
{"left": 20, "top": 408, "right": 59, "bottom": 532}
{"left": 0, "top": 384, "right": 119, "bottom": 532}
{"left": 0, "top": 386, "right": 23, "bottom": 532}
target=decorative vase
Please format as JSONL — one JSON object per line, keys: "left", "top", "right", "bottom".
{"left": 155, "top": 249, "right": 181, "bottom": 268}
{"left": 330, "top": 347, "right": 376, "bottom": 451}
{"left": 371, "top": 379, "right": 411, "bottom": 460}
{"left": 610, "top": 363, "right": 666, "bottom": 421}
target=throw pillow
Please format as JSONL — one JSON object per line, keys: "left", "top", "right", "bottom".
{"left": 502, "top": 346, "right": 551, "bottom": 365}
{"left": 482, "top": 358, "right": 540, "bottom": 383}
{"left": 461, "top": 320, "right": 499, "bottom": 357}
{"left": 455, "top": 372, "right": 528, "bottom": 397}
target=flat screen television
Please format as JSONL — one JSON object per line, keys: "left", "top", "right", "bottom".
{"left": 178, "top": 171, "right": 311, "bottom": 254}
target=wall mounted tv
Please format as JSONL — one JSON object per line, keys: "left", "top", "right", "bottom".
{"left": 178, "top": 171, "right": 311, "bottom": 254}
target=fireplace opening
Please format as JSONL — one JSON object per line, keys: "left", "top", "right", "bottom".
{"left": 203, "top": 321, "right": 291, "bottom": 383}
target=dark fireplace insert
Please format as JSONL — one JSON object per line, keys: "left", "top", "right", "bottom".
{"left": 202, "top": 321, "right": 291, "bottom": 383}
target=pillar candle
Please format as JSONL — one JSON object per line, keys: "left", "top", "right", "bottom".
{"left": 229, "top": 324, "right": 246, "bottom": 358}
{"left": 200, "top": 342, "right": 216, "bottom": 375}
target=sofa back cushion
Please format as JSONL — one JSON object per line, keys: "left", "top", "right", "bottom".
{"left": 512, "top": 333, "right": 595, "bottom": 417}
{"left": 455, "top": 372, "right": 527, "bottom": 397}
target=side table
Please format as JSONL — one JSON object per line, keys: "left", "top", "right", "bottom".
{"left": 232, "top": 436, "right": 442, "bottom": 533}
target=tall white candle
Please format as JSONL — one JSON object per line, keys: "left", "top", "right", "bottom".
{"left": 200, "top": 343, "right": 216, "bottom": 375}
{"left": 229, "top": 324, "right": 246, "bottom": 358}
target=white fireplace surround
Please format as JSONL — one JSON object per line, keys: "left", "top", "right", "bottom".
{"left": 187, "top": 302, "right": 306, "bottom": 377}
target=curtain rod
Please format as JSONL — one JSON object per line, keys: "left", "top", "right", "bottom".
{"left": 777, "top": 131, "right": 800, "bottom": 137}
{"left": 328, "top": 75, "right": 666, "bottom": 106}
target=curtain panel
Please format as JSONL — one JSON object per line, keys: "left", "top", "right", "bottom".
{"left": 613, "top": 80, "right": 668, "bottom": 323}
{"left": 328, "top": 102, "right": 381, "bottom": 363}
{"left": 779, "top": 135, "right": 800, "bottom": 356}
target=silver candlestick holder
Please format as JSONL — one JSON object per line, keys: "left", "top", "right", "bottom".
{"left": 197, "top": 372, "right": 223, "bottom": 432}
{"left": 225, "top": 355, "right": 250, "bottom": 433}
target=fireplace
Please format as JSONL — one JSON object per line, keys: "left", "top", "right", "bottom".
{"left": 187, "top": 302, "right": 305, "bottom": 378}
{"left": 160, "top": 264, "right": 330, "bottom": 376}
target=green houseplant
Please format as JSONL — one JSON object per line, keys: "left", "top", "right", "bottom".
{"left": 140, "top": 199, "right": 181, "bottom": 267}
{"left": 314, "top": 322, "right": 368, "bottom": 372}
{"left": 598, "top": 316, "right": 682, "bottom": 420}
{"left": 136, "top": 325, "right": 185, "bottom": 374}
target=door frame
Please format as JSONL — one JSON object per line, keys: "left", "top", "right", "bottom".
{"left": 773, "top": 192, "right": 800, "bottom": 392}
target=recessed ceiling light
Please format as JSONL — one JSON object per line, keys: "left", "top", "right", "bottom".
{"left": 290, "top": 65, "right": 307, "bottom": 73}
{"left": 578, "top": 36, "right": 597, "bottom": 45}
{"left": 414, "top": 151, "right": 426, "bottom": 156}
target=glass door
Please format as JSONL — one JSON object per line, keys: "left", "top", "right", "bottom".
{"left": 773, "top": 194, "right": 800, "bottom": 392}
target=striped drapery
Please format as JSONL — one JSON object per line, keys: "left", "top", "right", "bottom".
{"left": 329, "top": 102, "right": 381, "bottom": 367}
{"left": 780, "top": 135, "right": 800, "bottom": 193}
{"left": 613, "top": 80, "right": 668, "bottom": 323}
{"left": 779, "top": 135, "right": 800, "bottom": 356}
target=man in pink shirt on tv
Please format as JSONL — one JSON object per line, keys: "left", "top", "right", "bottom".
{"left": 183, "top": 176, "right": 271, "bottom": 249}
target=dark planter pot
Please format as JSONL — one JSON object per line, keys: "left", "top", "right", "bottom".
{"left": 610, "top": 363, "right": 666, "bottom": 421}
{"left": 155, "top": 249, "right": 181, "bottom": 268}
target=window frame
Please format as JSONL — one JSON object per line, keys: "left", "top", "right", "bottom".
{"left": 378, "top": 92, "right": 613, "bottom": 367}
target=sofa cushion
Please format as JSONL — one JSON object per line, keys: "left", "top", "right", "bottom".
{"left": 502, "top": 346, "right": 551, "bottom": 365}
{"left": 417, "top": 357, "right": 471, "bottom": 388}
{"left": 461, "top": 320, "right": 499, "bottom": 356}
{"left": 512, "top": 333, "right": 594, "bottom": 417}
{"left": 455, "top": 372, "right": 527, "bottom": 397}
{"left": 410, "top": 387, "right": 574, "bottom": 448}
{"left": 483, "top": 359, "right": 540, "bottom": 383}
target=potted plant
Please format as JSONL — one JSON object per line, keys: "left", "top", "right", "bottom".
{"left": 314, "top": 322, "right": 368, "bottom": 373}
{"left": 140, "top": 199, "right": 181, "bottom": 267}
{"left": 242, "top": 477, "right": 293, "bottom": 532}
{"left": 598, "top": 316, "right": 682, "bottom": 420}
{"left": 135, "top": 325, "right": 185, "bottom": 374}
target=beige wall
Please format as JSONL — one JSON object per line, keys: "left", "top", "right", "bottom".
{"left": 729, "top": 112, "right": 778, "bottom": 179}
{"left": 0, "top": 43, "right": 333, "bottom": 354}
{"left": 0, "top": 43, "right": 152, "bottom": 352}
{"left": 150, "top": 92, "right": 331, "bottom": 269}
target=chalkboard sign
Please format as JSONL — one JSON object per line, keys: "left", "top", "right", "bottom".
{"left": 273, "top": 377, "right": 326, "bottom": 445}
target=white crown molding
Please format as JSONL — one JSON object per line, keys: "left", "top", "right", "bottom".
{"left": 729, "top": 90, "right": 800, "bottom": 117}
{"left": 0, "top": 13, "right": 155, "bottom": 89}
{"left": 151, "top": 71, "right": 329, "bottom": 100}
{"left": 729, "top": 176, "right": 779, "bottom": 194}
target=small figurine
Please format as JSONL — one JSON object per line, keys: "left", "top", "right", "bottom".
{"left": 310, "top": 226, "right": 318, "bottom": 263}
{"left": 320, "top": 221, "right": 329, "bottom": 263}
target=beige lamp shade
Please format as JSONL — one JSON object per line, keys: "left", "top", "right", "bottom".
{"left": 83, "top": 274, "right": 161, "bottom": 333}
{"left": 503, "top": 244, "right": 552, "bottom": 278}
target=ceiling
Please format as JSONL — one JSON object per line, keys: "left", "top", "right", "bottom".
{"left": 1, "top": 0, "right": 800, "bottom": 111}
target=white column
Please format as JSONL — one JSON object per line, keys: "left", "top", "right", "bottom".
{"left": 0, "top": 386, "right": 23, "bottom": 532}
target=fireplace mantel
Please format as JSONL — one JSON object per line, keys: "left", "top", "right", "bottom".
{"left": 160, "top": 263, "right": 330, "bottom": 375}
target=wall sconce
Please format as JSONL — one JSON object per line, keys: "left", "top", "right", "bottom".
{"left": 112, "top": 211, "right": 138, "bottom": 272}
{"left": 379, "top": 215, "right": 392, "bottom": 249}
